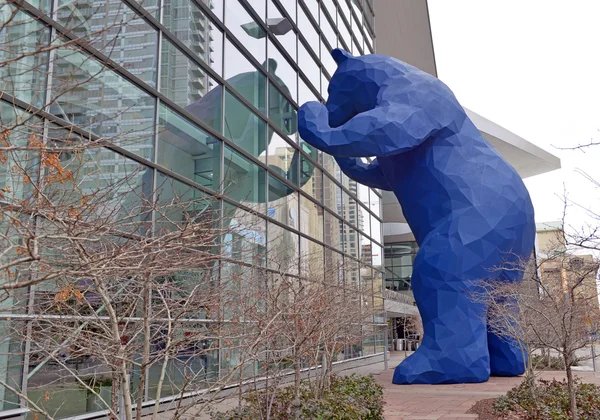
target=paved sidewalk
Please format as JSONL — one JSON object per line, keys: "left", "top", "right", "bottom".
{"left": 375, "top": 352, "right": 600, "bottom": 420}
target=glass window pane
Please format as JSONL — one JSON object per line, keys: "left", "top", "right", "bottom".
{"left": 321, "top": 40, "right": 336, "bottom": 76}
{"left": 225, "top": 0, "right": 266, "bottom": 62}
{"left": 268, "top": 176, "right": 298, "bottom": 229}
{"left": 320, "top": 4, "right": 336, "bottom": 47}
{"left": 46, "top": 126, "right": 154, "bottom": 230}
{"left": 338, "top": 16, "right": 352, "bottom": 51}
{"left": 56, "top": 0, "right": 158, "bottom": 86}
{"left": 300, "top": 237, "right": 323, "bottom": 278}
{"left": 0, "top": 104, "right": 40, "bottom": 203}
{"left": 358, "top": 203, "right": 370, "bottom": 238}
{"left": 297, "top": 6, "right": 318, "bottom": 52}
{"left": 300, "top": 195, "right": 323, "bottom": 242}
{"left": 157, "top": 104, "right": 222, "bottom": 190}
{"left": 338, "top": 0, "right": 350, "bottom": 25}
{"left": 267, "top": 41, "right": 297, "bottom": 103}
{"left": 302, "top": 0, "right": 318, "bottom": 22}
{"left": 344, "top": 224, "right": 359, "bottom": 258}
{"left": 298, "top": 42, "right": 320, "bottom": 94}
{"left": 321, "top": 71, "right": 330, "bottom": 99}
{"left": 268, "top": 82, "right": 296, "bottom": 136}
{"left": 161, "top": 39, "right": 223, "bottom": 134}
{"left": 372, "top": 243, "right": 382, "bottom": 270}
{"left": 300, "top": 155, "right": 321, "bottom": 202}
{"left": 246, "top": 0, "right": 266, "bottom": 21}
{"left": 208, "top": 0, "right": 224, "bottom": 21}
{"left": 322, "top": 174, "right": 342, "bottom": 217}
{"left": 324, "top": 210, "right": 343, "bottom": 251}
{"left": 50, "top": 47, "right": 155, "bottom": 159}
{"left": 0, "top": 9, "right": 50, "bottom": 107}
{"left": 223, "top": 201, "right": 266, "bottom": 265}
{"left": 324, "top": 247, "right": 343, "bottom": 284}
{"left": 0, "top": 321, "right": 22, "bottom": 410}
{"left": 155, "top": 172, "right": 217, "bottom": 233}
{"left": 224, "top": 40, "right": 266, "bottom": 111}
{"left": 267, "top": 176, "right": 299, "bottom": 269}
{"left": 268, "top": 222, "right": 298, "bottom": 273}
{"left": 272, "top": 0, "right": 296, "bottom": 22}
{"left": 267, "top": 1, "right": 297, "bottom": 60}
{"left": 224, "top": 145, "right": 266, "bottom": 212}
{"left": 266, "top": 128, "right": 297, "bottom": 185}
{"left": 298, "top": 76, "right": 318, "bottom": 106}
{"left": 224, "top": 89, "right": 266, "bottom": 156}
{"left": 162, "top": 0, "right": 224, "bottom": 76}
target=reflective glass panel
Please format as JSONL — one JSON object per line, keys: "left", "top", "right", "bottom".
{"left": 267, "top": 1, "right": 297, "bottom": 60}
{"left": 161, "top": 38, "right": 223, "bottom": 134}
{"left": 300, "top": 155, "right": 321, "bottom": 202}
{"left": 320, "top": 3, "right": 337, "bottom": 47}
{"left": 266, "top": 127, "right": 297, "bottom": 186}
{"left": 162, "top": 0, "right": 224, "bottom": 76}
{"left": 0, "top": 9, "right": 49, "bottom": 107}
{"left": 157, "top": 104, "right": 222, "bottom": 191}
{"left": 298, "top": 76, "right": 318, "bottom": 106}
{"left": 154, "top": 172, "right": 217, "bottom": 233}
{"left": 300, "top": 195, "right": 323, "bottom": 242}
{"left": 267, "top": 41, "right": 297, "bottom": 103}
{"left": 224, "top": 89, "right": 267, "bottom": 160}
{"left": 224, "top": 40, "right": 266, "bottom": 111}
{"left": 268, "top": 82, "right": 297, "bottom": 137}
{"left": 298, "top": 42, "right": 320, "bottom": 94}
{"left": 56, "top": 0, "right": 158, "bottom": 86}
{"left": 300, "top": 237, "right": 323, "bottom": 278}
{"left": 225, "top": 0, "right": 266, "bottom": 63}
{"left": 50, "top": 47, "right": 155, "bottom": 159}
{"left": 223, "top": 145, "right": 266, "bottom": 212}
{"left": 267, "top": 175, "right": 299, "bottom": 274}
{"left": 223, "top": 201, "right": 267, "bottom": 265}
{"left": 45, "top": 125, "right": 154, "bottom": 231}
{"left": 323, "top": 210, "right": 342, "bottom": 251}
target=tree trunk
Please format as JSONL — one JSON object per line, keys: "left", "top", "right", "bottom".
{"left": 564, "top": 354, "right": 578, "bottom": 420}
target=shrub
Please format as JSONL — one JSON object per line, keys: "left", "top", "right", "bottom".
{"left": 213, "top": 374, "right": 384, "bottom": 420}
{"left": 530, "top": 354, "right": 577, "bottom": 370}
{"left": 494, "top": 378, "right": 600, "bottom": 420}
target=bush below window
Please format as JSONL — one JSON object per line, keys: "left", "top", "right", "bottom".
{"left": 493, "top": 378, "right": 600, "bottom": 420}
{"left": 213, "top": 374, "right": 384, "bottom": 420}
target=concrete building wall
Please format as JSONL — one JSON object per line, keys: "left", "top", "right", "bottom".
{"left": 373, "top": 0, "right": 437, "bottom": 76}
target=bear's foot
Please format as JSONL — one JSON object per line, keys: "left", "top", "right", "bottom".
{"left": 488, "top": 332, "right": 526, "bottom": 377}
{"left": 392, "top": 345, "right": 490, "bottom": 385}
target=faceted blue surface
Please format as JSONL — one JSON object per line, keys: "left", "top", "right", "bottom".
{"left": 298, "top": 49, "right": 535, "bottom": 384}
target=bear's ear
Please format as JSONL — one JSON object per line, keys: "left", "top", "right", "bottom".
{"left": 331, "top": 48, "right": 353, "bottom": 65}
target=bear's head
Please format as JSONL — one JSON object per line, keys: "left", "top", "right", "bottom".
{"left": 326, "top": 49, "right": 400, "bottom": 127}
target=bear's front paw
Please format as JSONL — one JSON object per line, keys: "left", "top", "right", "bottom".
{"left": 299, "top": 101, "right": 329, "bottom": 129}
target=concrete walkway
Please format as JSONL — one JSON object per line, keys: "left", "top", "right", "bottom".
{"left": 375, "top": 352, "right": 600, "bottom": 420}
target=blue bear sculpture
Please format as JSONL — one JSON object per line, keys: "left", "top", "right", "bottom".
{"left": 298, "top": 49, "right": 535, "bottom": 385}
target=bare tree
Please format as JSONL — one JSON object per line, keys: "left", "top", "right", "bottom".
{"left": 471, "top": 247, "right": 600, "bottom": 420}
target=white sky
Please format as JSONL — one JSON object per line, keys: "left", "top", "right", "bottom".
{"left": 427, "top": 1, "right": 600, "bottom": 232}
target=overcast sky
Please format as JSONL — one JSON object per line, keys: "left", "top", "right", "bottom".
{"left": 427, "top": 1, "right": 600, "bottom": 233}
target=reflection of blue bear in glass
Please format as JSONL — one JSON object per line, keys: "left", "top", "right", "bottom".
{"left": 298, "top": 49, "right": 535, "bottom": 384}
{"left": 184, "top": 59, "right": 311, "bottom": 198}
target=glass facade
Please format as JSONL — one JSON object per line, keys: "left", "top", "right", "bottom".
{"left": 384, "top": 242, "right": 418, "bottom": 291}
{"left": 0, "top": 0, "right": 379, "bottom": 416}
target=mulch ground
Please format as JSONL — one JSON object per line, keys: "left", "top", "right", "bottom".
{"left": 467, "top": 398, "right": 504, "bottom": 419}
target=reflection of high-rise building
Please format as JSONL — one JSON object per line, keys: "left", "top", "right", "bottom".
{"left": 1, "top": 0, "right": 383, "bottom": 416}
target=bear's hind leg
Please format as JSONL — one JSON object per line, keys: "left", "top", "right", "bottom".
{"left": 488, "top": 272, "right": 527, "bottom": 377}
{"left": 392, "top": 234, "right": 490, "bottom": 384}
{"left": 488, "top": 327, "right": 526, "bottom": 376}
